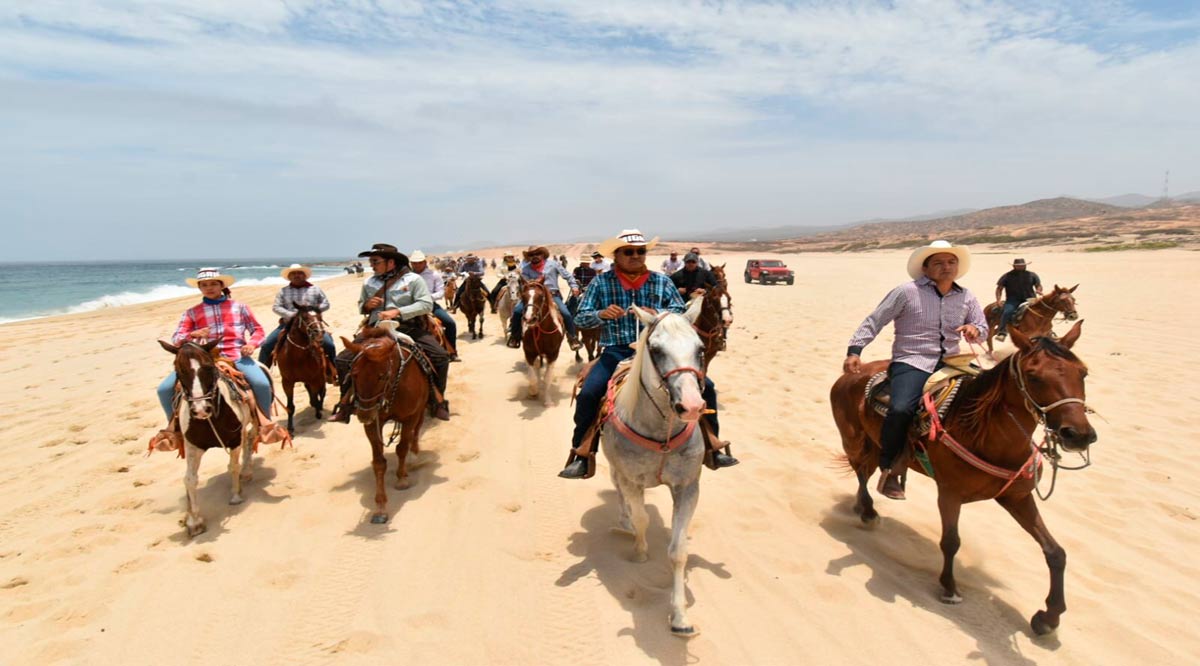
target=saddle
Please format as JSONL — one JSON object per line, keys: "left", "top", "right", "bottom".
{"left": 1010, "top": 298, "right": 1037, "bottom": 326}
{"left": 865, "top": 354, "right": 981, "bottom": 437}
{"left": 376, "top": 321, "right": 444, "bottom": 402}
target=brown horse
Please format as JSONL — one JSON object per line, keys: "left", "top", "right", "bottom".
{"left": 341, "top": 328, "right": 431, "bottom": 524}
{"left": 458, "top": 274, "right": 487, "bottom": 339}
{"left": 830, "top": 320, "right": 1095, "bottom": 636}
{"left": 275, "top": 305, "right": 332, "bottom": 434}
{"left": 158, "top": 340, "right": 258, "bottom": 537}
{"left": 443, "top": 274, "right": 458, "bottom": 310}
{"left": 575, "top": 326, "right": 600, "bottom": 363}
{"left": 694, "top": 264, "right": 732, "bottom": 370}
{"left": 520, "top": 281, "right": 564, "bottom": 406}
{"left": 424, "top": 313, "right": 457, "bottom": 358}
{"left": 985, "top": 284, "right": 1079, "bottom": 352}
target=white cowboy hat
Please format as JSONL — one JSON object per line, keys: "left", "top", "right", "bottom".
{"left": 187, "top": 267, "right": 236, "bottom": 287}
{"left": 410, "top": 250, "right": 427, "bottom": 262}
{"left": 598, "top": 229, "right": 659, "bottom": 257}
{"left": 279, "top": 263, "right": 313, "bottom": 280}
{"left": 906, "top": 240, "right": 971, "bottom": 280}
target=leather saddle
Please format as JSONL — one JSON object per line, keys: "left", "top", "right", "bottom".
{"left": 866, "top": 354, "right": 981, "bottom": 436}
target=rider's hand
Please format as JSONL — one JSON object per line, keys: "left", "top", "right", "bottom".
{"left": 843, "top": 355, "right": 861, "bottom": 374}
{"left": 378, "top": 309, "right": 400, "bottom": 321}
{"left": 365, "top": 296, "right": 383, "bottom": 310}
{"left": 189, "top": 328, "right": 211, "bottom": 340}
{"left": 241, "top": 345, "right": 255, "bottom": 357}
{"left": 599, "top": 304, "right": 627, "bottom": 320}
{"left": 956, "top": 324, "right": 982, "bottom": 343}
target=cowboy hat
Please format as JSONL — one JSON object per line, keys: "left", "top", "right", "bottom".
{"left": 599, "top": 229, "right": 658, "bottom": 258}
{"left": 579, "top": 253, "right": 592, "bottom": 262}
{"left": 523, "top": 245, "right": 550, "bottom": 259}
{"left": 906, "top": 240, "right": 971, "bottom": 280}
{"left": 279, "top": 263, "right": 313, "bottom": 280}
{"left": 357, "top": 243, "right": 408, "bottom": 264}
{"left": 410, "top": 250, "right": 427, "bottom": 263}
{"left": 1012, "top": 258, "right": 1031, "bottom": 267}
{"left": 186, "top": 267, "right": 236, "bottom": 288}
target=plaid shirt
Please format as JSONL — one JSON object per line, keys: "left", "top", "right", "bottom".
{"left": 272, "top": 283, "right": 331, "bottom": 320}
{"left": 574, "top": 271, "right": 685, "bottom": 347}
{"left": 848, "top": 276, "right": 988, "bottom": 372}
{"left": 171, "top": 298, "right": 266, "bottom": 362}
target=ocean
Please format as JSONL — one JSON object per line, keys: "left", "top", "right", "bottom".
{"left": 0, "top": 259, "right": 352, "bottom": 324}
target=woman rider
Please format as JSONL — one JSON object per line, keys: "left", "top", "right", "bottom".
{"left": 151, "top": 268, "right": 275, "bottom": 448}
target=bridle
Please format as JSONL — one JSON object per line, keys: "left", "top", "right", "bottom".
{"left": 1030, "top": 291, "right": 1078, "bottom": 322}
{"left": 1008, "top": 346, "right": 1093, "bottom": 496}
{"left": 638, "top": 313, "right": 707, "bottom": 422}
{"left": 351, "top": 341, "right": 408, "bottom": 417}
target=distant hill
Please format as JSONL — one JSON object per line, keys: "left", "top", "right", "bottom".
{"left": 1087, "top": 193, "right": 1157, "bottom": 207}
{"left": 845, "top": 197, "right": 1125, "bottom": 240}
{"left": 689, "top": 207, "right": 977, "bottom": 242}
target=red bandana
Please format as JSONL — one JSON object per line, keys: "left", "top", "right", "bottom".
{"left": 616, "top": 270, "right": 650, "bottom": 291}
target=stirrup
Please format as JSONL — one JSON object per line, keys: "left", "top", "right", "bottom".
{"left": 876, "top": 469, "right": 906, "bottom": 500}
{"left": 558, "top": 457, "right": 591, "bottom": 479}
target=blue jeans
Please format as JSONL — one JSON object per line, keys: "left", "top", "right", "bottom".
{"left": 999, "top": 302, "right": 1020, "bottom": 334}
{"left": 571, "top": 345, "right": 719, "bottom": 449}
{"left": 258, "top": 325, "right": 336, "bottom": 366}
{"left": 511, "top": 294, "right": 577, "bottom": 341}
{"left": 431, "top": 303, "right": 457, "bottom": 351}
{"left": 878, "top": 361, "right": 936, "bottom": 469}
{"left": 158, "top": 356, "right": 273, "bottom": 422}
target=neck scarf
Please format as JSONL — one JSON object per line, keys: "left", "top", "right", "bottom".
{"left": 616, "top": 269, "right": 650, "bottom": 291}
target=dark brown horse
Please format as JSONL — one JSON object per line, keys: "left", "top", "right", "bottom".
{"left": 159, "top": 340, "right": 258, "bottom": 537}
{"left": 458, "top": 274, "right": 487, "bottom": 339}
{"left": 985, "top": 284, "right": 1079, "bottom": 352}
{"left": 520, "top": 281, "right": 564, "bottom": 406}
{"left": 275, "top": 305, "right": 332, "bottom": 433}
{"left": 341, "top": 329, "right": 432, "bottom": 524}
{"left": 694, "top": 264, "right": 732, "bottom": 371}
{"left": 575, "top": 326, "right": 600, "bottom": 363}
{"left": 830, "top": 320, "right": 1096, "bottom": 636}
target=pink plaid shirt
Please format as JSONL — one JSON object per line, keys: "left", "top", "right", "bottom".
{"left": 171, "top": 298, "right": 266, "bottom": 361}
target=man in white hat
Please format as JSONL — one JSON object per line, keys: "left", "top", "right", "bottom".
{"left": 411, "top": 250, "right": 458, "bottom": 360}
{"left": 993, "top": 258, "right": 1042, "bottom": 341}
{"left": 842, "top": 240, "right": 988, "bottom": 500}
{"left": 258, "top": 264, "right": 335, "bottom": 368}
{"left": 559, "top": 229, "right": 739, "bottom": 479}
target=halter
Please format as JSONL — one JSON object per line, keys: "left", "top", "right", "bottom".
{"left": 351, "top": 341, "right": 408, "bottom": 416}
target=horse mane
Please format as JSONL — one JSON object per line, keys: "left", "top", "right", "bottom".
{"left": 951, "top": 336, "right": 1081, "bottom": 429}
{"left": 615, "top": 313, "right": 696, "bottom": 414}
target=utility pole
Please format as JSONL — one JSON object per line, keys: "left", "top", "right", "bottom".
{"left": 1163, "top": 170, "right": 1170, "bottom": 201}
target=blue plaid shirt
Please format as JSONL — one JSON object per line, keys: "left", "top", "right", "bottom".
{"left": 574, "top": 271, "right": 686, "bottom": 347}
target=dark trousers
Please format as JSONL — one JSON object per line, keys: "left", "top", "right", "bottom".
{"left": 431, "top": 303, "right": 457, "bottom": 351}
{"left": 1000, "top": 302, "right": 1020, "bottom": 333}
{"left": 259, "top": 324, "right": 336, "bottom": 367}
{"left": 335, "top": 324, "right": 450, "bottom": 401}
{"left": 488, "top": 280, "right": 506, "bottom": 306}
{"left": 878, "top": 361, "right": 937, "bottom": 469}
{"left": 571, "top": 345, "right": 718, "bottom": 450}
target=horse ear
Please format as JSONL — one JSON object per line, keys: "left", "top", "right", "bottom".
{"left": 1009, "top": 325, "right": 1033, "bottom": 351}
{"left": 683, "top": 296, "right": 704, "bottom": 324}
{"left": 1068, "top": 283, "right": 1079, "bottom": 293}
{"left": 1059, "top": 319, "right": 1084, "bottom": 349}
{"left": 159, "top": 339, "right": 180, "bottom": 354}
{"left": 202, "top": 339, "right": 220, "bottom": 352}
{"left": 719, "top": 263, "right": 726, "bottom": 270}
{"left": 630, "top": 305, "right": 657, "bottom": 326}
{"left": 342, "top": 336, "right": 362, "bottom": 354}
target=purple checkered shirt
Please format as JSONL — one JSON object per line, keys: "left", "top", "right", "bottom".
{"left": 848, "top": 277, "right": 988, "bottom": 373}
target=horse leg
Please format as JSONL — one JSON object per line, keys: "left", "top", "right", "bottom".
{"left": 937, "top": 492, "right": 963, "bottom": 603}
{"left": 284, "top": 380, "right": 296, "bottom": 434}
{"left": 395, "top": 414, "right": 419, "bottom": 490}
{"left": 526, "top": 359, "right": 540, "bottom": 398}
{"left": 997, "top": 493, "right": 1067, "bottom": 635}
{"left": 617, "top": 476, "right": 650, "bottom": 563}
{"left": 314, "top": 383, "right": 325, "bottom": 420}
{"left": 608, "top": 464, "right": 634, "bottom": 535}
{"left": 228, "top": 444, "right": 245, "bottom": 505}
{"left": 183, "top": 443, "right": 206, "bottom": 537}
{"left": 239, "top": 424, "right": 253, "bottom": 482}
{"left": 542, "top": 358, "right": 556, "bottom": 407}
{"left": 854, "top": 468, "right": 880, "bottom": 528}
{"left": 668, "top": 481, "right": 701, "bottom": 637}
{"left": 367, "top": 424, "right": 389, "bottom": 524}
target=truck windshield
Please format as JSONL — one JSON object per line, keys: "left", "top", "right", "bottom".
{"left": 759, "top": 260, "right": 784, "bottom": 267}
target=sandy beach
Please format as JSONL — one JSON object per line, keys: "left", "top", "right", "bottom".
{"left": 1, "top": 247, "right": 1197, "bottom": 666}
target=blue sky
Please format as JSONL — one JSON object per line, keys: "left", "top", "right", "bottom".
{"left": 1, "top": 1, "right": 1197, "bottom": 261}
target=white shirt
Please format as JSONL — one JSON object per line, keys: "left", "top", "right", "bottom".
{"left": 591, "top": 259, "right": 612, "bottom": 274}
{"left": 661, "top": 257, "right": 684, "bottom": 274}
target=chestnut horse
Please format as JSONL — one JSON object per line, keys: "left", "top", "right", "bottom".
{"left": 275, "top": 305, "right": 332, "bottom": 434}
{"left": 458, "top": 274, "right": 487, "bottom": 340}
{"left": 984, "top": 284, "right": 1079, "bottom": 352}
{"left": 830, "top": 321, "right": 1096, "bottom": 636}
{"left": 694, "top": 264, "right": 732, "bottom": 371}
{"left": 341, "top": 329, "right": 431, "bottom": 524}
{"left": 520, "top": 281, "right": 564, "bottom": 406}
{"left": 159, "top": 340, "right": 258, "bottom": 537}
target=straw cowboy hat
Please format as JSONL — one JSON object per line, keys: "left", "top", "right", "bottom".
{"left": 186, "top": 267, "right": 236, "bottom": 287}
{"left": 523, "top": 245, "right": 551, "bottom": 259}
{"left": 579, "top": 253, "right": 592, "bottom": 263}
{"left": 357, "top": 243, "right": 408, "bottom": 265}
{"left": 906, "top": 240, "right": 971, "bottom": 280}
{"left": 410, "top": 250, "right": 427, "bottom": 263}
{"left": 598, "top": 229, "right": 658, "bottom": 258}
{"left": 279, "top": 263, "right": 313, "bottom": 280}
{"left": 1012, "top": 258, "right": 1031, "bottom": 267}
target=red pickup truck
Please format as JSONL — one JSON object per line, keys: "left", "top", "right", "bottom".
{"left": 744, "top": 259, "right": 794, "bottom": 285}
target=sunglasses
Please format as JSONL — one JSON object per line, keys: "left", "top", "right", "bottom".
{"left": 619, "top": 248, "right": 648, "bottom": 257}
{"left": 368, "top": 258, "right": 386, "bottom": 265}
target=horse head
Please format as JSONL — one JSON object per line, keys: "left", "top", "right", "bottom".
{"left": 629, "top": 300, "right": 707, "bottom": 421}
{"left": 160, "top": 339, "right": 221, "bottom": 420}
{"left": 711, "top": 263, "right": 728, "bottom": 287}
{"left": 521, "top": 281, "right": 550, "bottom": 327}
{"left": 505, "top": 270, "right": 522, "bottom": 300}
{"left": 1049, "top": 284, "right": 1079, "bottom": 321}
{"left": 340, "top": 329, "right": 396, "bottom": 424}
{"left": 1010, "top": 320, "right": 1096, "bottom": 451}
{"left": 292, "top": 303, "right": 326, "bottom": 346}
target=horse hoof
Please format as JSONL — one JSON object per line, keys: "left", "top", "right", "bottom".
{"left": 395, "top": 478, "right": 414, "bottom": 490}
{"left": 670, "top": 624, "right": 700, "bottom": 639}
{"left": 187, "top": 523, "right": 207, "bottom": 538}
{"left": 240, "top": 472, "right": 253, "bottom": 482}
{"left": 860, "top": 513, "right": 881, "bottom": 530}
{"left": 229, "top": 495, "right": 244, "bottom": 506}
{"left": 370, "top": 513, "right": 389, "bottom": 525}
{"left": 940, "top": 591, "right": 963, "bottom": 605}
{"left": 631, "top": 551, "right": 649, "bottom": 563}
{"left": 1030, "top": 611, "right": 1057, "bottom": 636}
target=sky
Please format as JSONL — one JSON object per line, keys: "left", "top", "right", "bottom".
{"left": 1, "top": 0, "right": 1198, "bottom": 261}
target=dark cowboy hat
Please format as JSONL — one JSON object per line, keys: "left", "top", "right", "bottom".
{"left": 357, "top": 243, "right": 408, "bottom": 264}
{"left": 1012, "top": 258, "right": 1031, "bottom": 267}
{"left": 523, "top": 245, "right": 550, "bottom": 259}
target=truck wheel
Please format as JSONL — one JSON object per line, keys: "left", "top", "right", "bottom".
{"left": 759, "top": 274, "right": 768, "bottom": 285}
{"left": 786, "top": 278, "right": 794, "bottom": 285}
{"left": 744, "top": 272, "right": 751, "bottom": 283}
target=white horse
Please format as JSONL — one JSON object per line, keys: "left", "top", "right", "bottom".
{"left": 601, "top": 300, "right": 708, "bottom": 637}
{"left": 496, "top": 270, "right": 521, "bottom": 325}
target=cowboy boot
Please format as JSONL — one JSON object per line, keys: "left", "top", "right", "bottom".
{"left": 699, "top": 419, "right": 739, "bottom": 469}
{"left": 876, "top": 449, "right": 909, "bottom": 500}
{"left": 567, "top": 332, "right": 583, "bottom": 352}
{"left": 434, "top": 400, "right": 450, "bottom": 421}
{"left": 560, "top": 424, "right": 601, "bottom": 479}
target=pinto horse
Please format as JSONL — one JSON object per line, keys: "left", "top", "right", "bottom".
{"left": 520, "top": 281, "right": 564, "bottom": 406}
{"left": 694, "top": 264, "right": 732, "bottom": 370}
{"left": 275, "top": 305, "right": 332, "bottom": 433}
{"left": 340, "top": 328, "right": 431, "bottom": 524}
{"left": 159, "top": 340, "right": 259, "bottom": 537}
{"left": 458, "top": 274, "right": 487, "bottom": 340}
{"left": 985, "top": 284, "right": 1079, "bottom": 352}
{"left": 830, "top": 321, "right": 1096, "bottom": 635}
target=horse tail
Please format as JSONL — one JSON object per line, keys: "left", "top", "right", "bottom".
{"left": 829, "top": 454, "right": 857, "bottom": 477}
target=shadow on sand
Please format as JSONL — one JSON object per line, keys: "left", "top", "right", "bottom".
{"left": 163, "top": 460, "right": 287, "bottom": 544}
{"left": 330, "top": 448, "right": 447, "bottom": 538}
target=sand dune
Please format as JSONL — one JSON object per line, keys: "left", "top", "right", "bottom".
{"left": 1, "top": 248, "right": 1197, "bottom": 665}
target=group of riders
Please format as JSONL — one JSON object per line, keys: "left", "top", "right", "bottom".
{"left": 151, "top": 230, "right": 1041, "bottom": 496}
